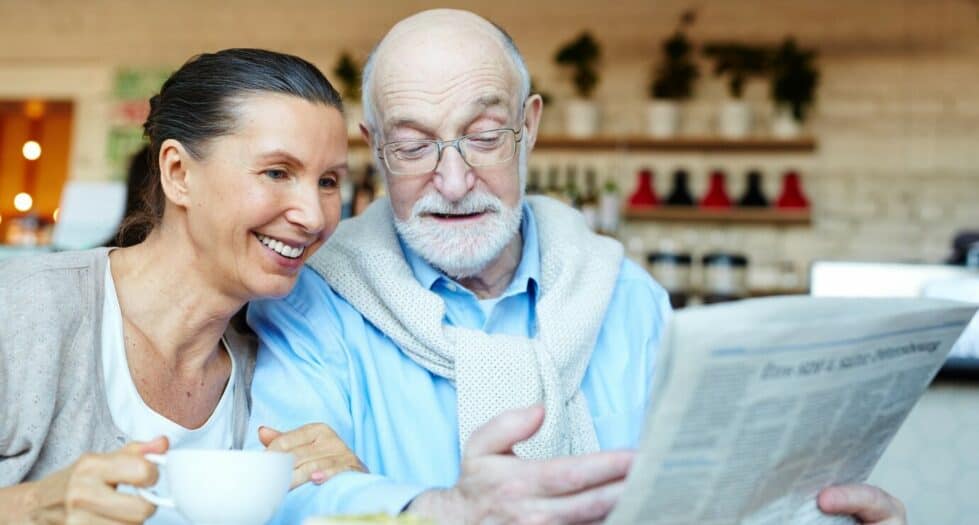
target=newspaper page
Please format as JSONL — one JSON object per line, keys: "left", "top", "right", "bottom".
{"left": 607, "top": 296, "right": 977, "bottom": 525}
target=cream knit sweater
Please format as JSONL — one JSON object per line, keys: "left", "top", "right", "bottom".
{"left": 307, "top": 196, "right": 623, "bottom": 458}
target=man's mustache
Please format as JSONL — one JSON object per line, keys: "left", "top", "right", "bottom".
{"left": 412, "top": 192, "right": 504, "bottom": 217}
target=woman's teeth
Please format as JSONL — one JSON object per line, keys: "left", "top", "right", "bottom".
{"left": 256, "top": 234, "right": 305, "bottom": 259}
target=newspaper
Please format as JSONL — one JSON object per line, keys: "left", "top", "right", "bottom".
{"left": 607, "top": 296, "right": 977, "bottom": 525}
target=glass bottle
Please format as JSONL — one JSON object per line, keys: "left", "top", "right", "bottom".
{"left": 564, "top": 165, "right": 581, "bottom": 208}
{"left": 628, "top": 168, "right": 659, "bottom": 207}
{"left": 526, "top": 166, "right": 543, "bottom": 195}
{"left": 738, "top": 169, "right": 769, "bottom": 207}
{"left": 665, "top": 168, "right": 695, "bottom": 206}
{"left": 599, "top": 177, "right": 621, "bottom": 235}
{"left": 545, "top": 165, "right": 565, "bottom": 202}
{"left": 580, "top": 167, "right": 600, "bottom": 230}
{"left": 700, "top": 169, "right": 732, "bottom": 208}
{"left": 775, "top": 170, "right": 810, "bottom": 209}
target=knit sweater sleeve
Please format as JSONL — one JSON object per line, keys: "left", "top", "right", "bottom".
{"left": 0, "top": 304, "right": 26, "bottom": 485}
{"left": 0, "top": 255, "right": 95, "bottom": 485}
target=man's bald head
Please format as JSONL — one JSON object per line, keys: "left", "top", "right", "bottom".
{"left": 360, "top": 9, "right": 531, "bottom": 136}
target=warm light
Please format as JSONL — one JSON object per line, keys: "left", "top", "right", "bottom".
{"left": 14, "top": 193, "right": 33, "bottom": 212}
{"left": 53, "top": 208, "right": 60, "bottom": 222}
{"left": 24, "top": 100, "right": 46, "bottom": 119}
{"left": 22, "top": 141, "right": 42, "bottom": 161}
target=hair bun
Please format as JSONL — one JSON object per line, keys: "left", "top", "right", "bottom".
{"left": 143, "top": 94, "right": 161, "bottom": 138}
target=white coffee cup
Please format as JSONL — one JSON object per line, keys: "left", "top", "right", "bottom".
{"left": 138, "top": 449, "right": 293, "bottom": 525}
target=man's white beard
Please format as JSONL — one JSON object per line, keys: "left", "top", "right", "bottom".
{"left": 394, "top": 142, "right": 527, "bottom": 279}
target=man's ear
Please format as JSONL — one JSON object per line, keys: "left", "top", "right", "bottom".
{"left": 359, "top": 122, "right": 374, "bottom": 148}
{"left": 158, "top": 138, "right": 194, "bottom": 209}
{"left": 522, "top": 94, "right": 544, "bottom": 151}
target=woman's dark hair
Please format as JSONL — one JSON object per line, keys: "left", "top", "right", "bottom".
{"left": 107, "top": 145, "right": 152, "bottom": 247}
{"left": 118, "top": 48, "right": 344, "bottom": 245}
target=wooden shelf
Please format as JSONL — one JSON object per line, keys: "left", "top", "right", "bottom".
{"left": 348, "top": 136, "right": 816, "bottom": 153}
{"left": 624, "top": 206, "right": 811, "bottom": 225}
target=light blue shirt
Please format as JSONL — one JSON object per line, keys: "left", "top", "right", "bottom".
{"left": 246, "top": 205, "right": 672, "bottom": 521}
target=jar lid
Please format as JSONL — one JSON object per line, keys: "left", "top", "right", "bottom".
{"left": 647, "top": 252, "right": 693, "bottom": 265}
{"left": 702, "top": 252, "right": 748, "bottom": 267}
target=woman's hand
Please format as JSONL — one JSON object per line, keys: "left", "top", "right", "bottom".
{"left": 259, "top": 423, "right": 366, "bottom": 489}
{"left": 21, "top": 437, "right": 168, "bottom": 524}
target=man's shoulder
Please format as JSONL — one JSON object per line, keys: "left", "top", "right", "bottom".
{"left": 596, "top": 257, "right": 672, "bottom": 345}
{"left": 251, "top": 265, "right": 369, "bottom": 328}
{"left": 614, "top": 258, "right": 671, "bottom": 304}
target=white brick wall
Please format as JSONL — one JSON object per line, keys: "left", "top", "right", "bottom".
{"left": 1, "top": 0, "right": 972, "bottom": 274}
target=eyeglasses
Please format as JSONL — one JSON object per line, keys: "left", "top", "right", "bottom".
{"left": 377, "top": 127, "right": 523, "bottom": 176}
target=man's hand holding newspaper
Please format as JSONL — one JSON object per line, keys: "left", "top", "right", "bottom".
{"left": 608, "top": 296, "right": 975, "bottom": 525}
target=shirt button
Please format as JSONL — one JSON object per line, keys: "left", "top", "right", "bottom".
{"left": 446, "top": 283, "right": 458, "bottom": 292}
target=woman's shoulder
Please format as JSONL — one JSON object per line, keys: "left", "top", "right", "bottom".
{"left": 0, "top": 248, "right": 109, "bottom": 293}
{"left": 0, "top": 249, "right": 108, "bottom": 349}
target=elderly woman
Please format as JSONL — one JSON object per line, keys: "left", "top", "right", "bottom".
{"left": 0, "top": 48, "right": 360, "bottom": 524}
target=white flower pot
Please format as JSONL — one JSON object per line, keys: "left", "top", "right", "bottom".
{"left": 345, "top": 102, "right": 363, "bottom": 137}
{"left": 718, "top": 100, "right": 752, "bottom": 138}
{"left": 646, "top": 101, "right": 680, "bottom": 138}
{"left": 771, "top": 106, "right": 801, "bottom": 138}
{"left": 565, "top": 99, "right": 600, "bottom": 138}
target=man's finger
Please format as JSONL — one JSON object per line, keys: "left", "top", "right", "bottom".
{"left": 464, "top": 404, "right": 546, "bottom": 458}
{"left": 530, "top": 479, "right": 626, "bottom": 524}
{"left": 818, "top": 484, "right": 905, "bottom": 523}
{"left": 535, "top": 450, "right": 635, "bottom": 496}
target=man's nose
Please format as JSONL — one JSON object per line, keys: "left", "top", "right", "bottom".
{"left": 433, "top": 145, "right": 475, "bottom": 202}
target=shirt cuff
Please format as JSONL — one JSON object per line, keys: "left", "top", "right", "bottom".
{"left": 344, "top": 474, "right": 431, "bottom": 516}
{"left": 274, "top": 471, "right": 432, "bottom": 521}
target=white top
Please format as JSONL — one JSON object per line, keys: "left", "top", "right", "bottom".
{"left": 102, "top": 261, "right": 237, "bottom": 525}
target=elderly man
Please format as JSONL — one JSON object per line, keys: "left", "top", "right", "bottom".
{"left": 247, "top": 9, "right": 907, "bottom": 524}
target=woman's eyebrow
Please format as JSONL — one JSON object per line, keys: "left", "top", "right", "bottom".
{"left": 256, "top": 149, "right": 305, "bottom": 168}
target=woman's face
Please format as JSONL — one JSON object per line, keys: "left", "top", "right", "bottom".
{"left": 178, "top": 92, "right": 347, "bottom": 300}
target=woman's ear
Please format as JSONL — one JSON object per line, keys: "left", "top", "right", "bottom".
{"left": 158, "top": 139, "right": 193, "bottom": 208}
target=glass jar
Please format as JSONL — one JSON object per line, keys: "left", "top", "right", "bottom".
{"left": 647, "top": 251, "right": 693, "bottom": 308}
{"left": 701, "top": 252, "right": 749, "bottom": 303}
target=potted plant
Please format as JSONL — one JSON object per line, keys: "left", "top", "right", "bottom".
{"left": 554, "top": 32, "right": 601, "bottom": 137}
{"left": 769, "top": 38, "right": 819, "bottom": 138}
{"left": 702, "top": 42, "right": 769, "bottom": 137}
{"left": 333, "top": 51, "right": 362, "bottom": 136}
{"left": 648, "top": 10, "right": 699, "bottom": 137}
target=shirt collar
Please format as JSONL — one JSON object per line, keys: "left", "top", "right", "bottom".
{"left": 399, "top": 201, "right": 540, "bottom": 298}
